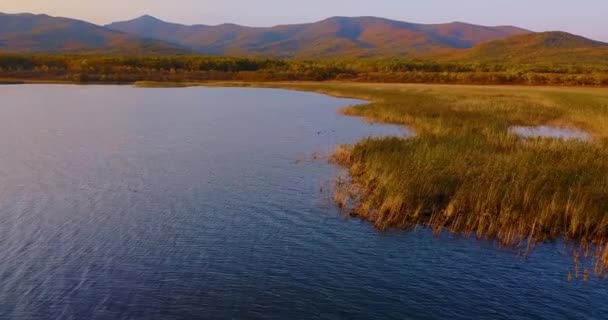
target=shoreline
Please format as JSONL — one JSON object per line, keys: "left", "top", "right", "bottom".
{"left": 3, "top": 78, "right": 608, "bottom": 90}
{"left": 244, "top": 82, "right": 608, "bottom": 278}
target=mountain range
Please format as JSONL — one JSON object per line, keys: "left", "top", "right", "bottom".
{"left": 105, "top": 15, "right": 529, "bottom": 57}
{"left": 1, "top": 12, "right": 607, "bottom": 61}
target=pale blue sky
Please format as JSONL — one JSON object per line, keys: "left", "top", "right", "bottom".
{"left": 2, "top": 0, "right": 607, "bottom": 41}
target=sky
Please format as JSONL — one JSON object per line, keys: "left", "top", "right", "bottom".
{"left": 2, "top": 0, "right": 607, "bottom": 41}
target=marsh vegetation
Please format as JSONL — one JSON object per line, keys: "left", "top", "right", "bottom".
{"left": 260, "top": 83, "right": 608, "bottom": 275}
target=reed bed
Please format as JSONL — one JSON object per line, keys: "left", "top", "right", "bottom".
{"left": 276, "top": 83, "right": 608, "bottom": 275}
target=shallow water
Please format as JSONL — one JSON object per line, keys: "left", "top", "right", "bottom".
{"left": 0, "top": 85, "right": 607, "bottom": 320}
{"left": 510, "top": 125, "right": 591, "bottom": 141}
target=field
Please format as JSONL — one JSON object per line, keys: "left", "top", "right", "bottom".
{"left": 248, "top": 83, "right": 608, "bottom": 275}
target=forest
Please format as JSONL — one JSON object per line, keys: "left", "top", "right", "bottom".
{"left": 1, "top": 54, "right": 608, "bottom": 86}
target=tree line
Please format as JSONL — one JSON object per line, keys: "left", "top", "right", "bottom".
{"left": 1, "top": 54, "right": 607, "bottom": 86}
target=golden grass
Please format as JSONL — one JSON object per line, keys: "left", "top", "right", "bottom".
{"left": 259, "top": 82, "right": 608, "bottom": 275}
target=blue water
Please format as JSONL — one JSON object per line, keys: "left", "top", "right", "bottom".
{"left": 0, "top": 85, "right": 606, "bottom": 320}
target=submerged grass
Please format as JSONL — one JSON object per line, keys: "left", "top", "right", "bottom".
{"left": 262, "top": 83, "right": 608, "bottom": 274}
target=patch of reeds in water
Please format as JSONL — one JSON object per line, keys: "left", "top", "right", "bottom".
{"left": 307, "top": 83, "right": 608, "bottom": 278}
{"left": 331, "top": 141, "right": 608, "bottom": 277}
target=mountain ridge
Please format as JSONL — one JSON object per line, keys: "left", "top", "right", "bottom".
{"left": 0, "top": 12, "right": 190, "bottom": 54}
{"left": 448, "top": 31, "right": 608, "bottom": 64}
{"left": 105, "top": 15, "right": 531, "bottom": 57}
{"left": 2, "top": 11, "right": 607, "bottom": 62}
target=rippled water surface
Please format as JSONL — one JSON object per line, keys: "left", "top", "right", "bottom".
{"left": 0, "top": 85, "right": 607, "bottom": 320}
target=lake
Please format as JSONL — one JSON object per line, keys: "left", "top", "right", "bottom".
{"left": 0, "top": 85, "right": 606, "bottom": 319}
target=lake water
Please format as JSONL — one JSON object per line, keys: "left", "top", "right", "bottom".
{"left": 510, "top": 125, "right": 591, "bottom": 141}
{"left": 0, "top": 85, "right": 606, "bottom": 320}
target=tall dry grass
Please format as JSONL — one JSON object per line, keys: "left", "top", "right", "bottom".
{"left": 286, "top": 83, "right": 608, "bottom": 275}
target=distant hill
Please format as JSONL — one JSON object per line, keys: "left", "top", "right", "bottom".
{"left": 4, "top": 12, "right": 607, "bottom": 64}
{"left": 449, "top": 31, "right": 608, "bottom": 64}
{"left": 106, "top": 15, "right": 530, "bottom": 57}
{"left": 0, "top": 13, "right": 188, "bottom": 54}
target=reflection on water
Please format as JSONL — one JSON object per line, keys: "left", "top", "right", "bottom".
{"left": 0, "top": 85, "right": 606, "bottom": 320}
{"left": 510, "top": 125, "right": 591, "bottom": 141}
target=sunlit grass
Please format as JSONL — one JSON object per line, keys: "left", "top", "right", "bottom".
{"left": 263, "top": 83, "right": 608, "bottom": 274}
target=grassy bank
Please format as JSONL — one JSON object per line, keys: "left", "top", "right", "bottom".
{"left": 133, "top": 81, "right": 194, "bottom": 88}
{"left": 0, "top": 79, "right": 25, "bottom": 84}
{"left": 260, "top": 83, "right": 608, "bottom": 275}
